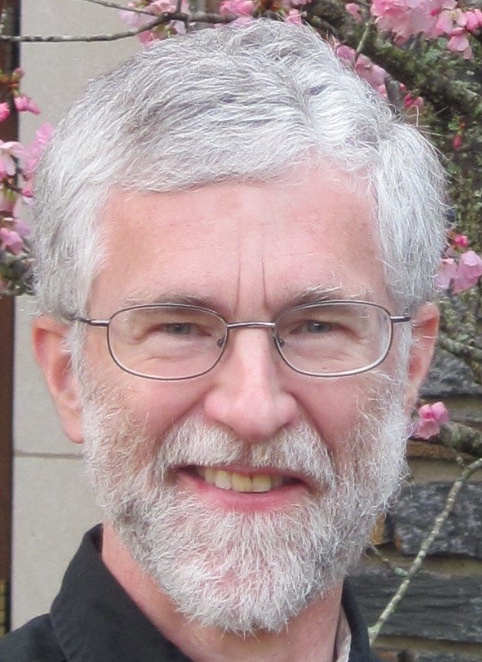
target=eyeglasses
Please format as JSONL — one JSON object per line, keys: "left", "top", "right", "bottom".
{"left": 71, "top": 301, "right": 411, "bottom": 381}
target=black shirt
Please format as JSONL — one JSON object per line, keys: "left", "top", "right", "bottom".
{"left": 0, "top": 526, "right": 376, "bottom": 662}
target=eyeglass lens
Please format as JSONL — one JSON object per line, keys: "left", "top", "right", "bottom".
{"left": 106, "top": 302, "right": 392, "bottom": 380}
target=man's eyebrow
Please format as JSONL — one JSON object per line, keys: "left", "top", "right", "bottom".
{"left": 123, "top": 292, "right": 222, "bottom": 310}
{"left": 283, "top": 286, "right": 374, "bottom": 308}
{"left": 122, "top": 287, "right": 375, "bottom": 315}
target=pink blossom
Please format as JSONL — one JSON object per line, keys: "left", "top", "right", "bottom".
{"left": 23, "top": 123, "right": 55, "bottom": 179}
{"left": 119, "top": 1, "right": 169, "bottom": 26}
{"left": 22, "top": 182, "right": 33, "bottom": 200}
{"left": 119, "top": 8, "right": 140, "bottom": 28}
{"left": 336, "top": 44, "right": 355, "bottom": 61}
{"left": 152, "top": 0, "right": 175, "bottom": 9}
{"left": 404, "top": 92, "right": 424, "bottom": 109}
{"left": 119, "top": 1, "right": 162, "bottom": 27}
{"left": 355, "top": 54, "right": 387, "bottom": 90}
{"left": 0, "top": 140, "right": 24, "bottom": 177}
{"left": 452, "top": 133, "right": 463, "bottom": 149}
{"left": 33, "top": 122, "right": 55, "bottom": 148}
{"left": 0, "top": 227, "right": 23, "bottom": 254}
{"left": 371, "top": 0, "right": 458, "bottom": 43}
{"left": 435, "top": 257, "right": 457, "bottom": 290}
{"left": 336, "top": 46, "right": 388, "bottom": 94}
{"left": 14, "top": 95, "right": 41, "bottom": 115}
{"left": 12, "top": 217, "right": 30, "bottom": 239}
{"left": 447, "top": 29, "right": 472, "bottom": 58}
{"left": 452, "top": 233, "right": 469, "bottom": 249}
{"left": 121, "top": 0, "right": 190, "bottom": 40}
{"left": 119, "top": 3, "right": 161, "bottom": 42}
{"left": 451, "top": 250, "right": 482, "bottom": 293}
{"left": 467, "top": 8, "right": 482, "bottom": 29}
{"left": 435, "top": 7, "right": 455, "bottom": 35}
{"left": 464, "top": 10, "right": 479, "bottom": 31}
{"left": 413, "top": 402, "right": 449, "bottom": 439}
{"left": 220, "top": 0, "right": 255, "bottom": 15}
{"left": 346, "top": 2, "right": 362, "bottom": 19}
{"left": 0, "top": 103, "right": 10, "bottom": 122}
{"left": 285, "top": 9, "right": 303, "bottom": 24}
{"left": 371, "top": 0, "right": 437, "bottom": 42}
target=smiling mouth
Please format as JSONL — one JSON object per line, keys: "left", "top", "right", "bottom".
{"left": 194, "top": 467, "right": 297, "bottom": 493}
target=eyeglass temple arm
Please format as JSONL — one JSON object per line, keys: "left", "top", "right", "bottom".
{"left": 72, "top": 316, "right": 110, "bottom": 327}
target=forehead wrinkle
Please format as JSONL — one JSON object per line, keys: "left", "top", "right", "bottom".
{"left": 261, "top": 257, "right": 268, "bottom": 312}
{"left": 228, "top": 210, "right": 269, "bottom": 315}
{"left": 232, "top": 242, "right": 243, "bottom": 315}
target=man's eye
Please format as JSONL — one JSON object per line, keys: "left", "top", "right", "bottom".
{"left": 303, "top": 321, "right": 334, "bottom": 334}
{"left": 289, "top": 320, "right": 335, "bottom": 335}
{"left": 163, "top": 323, "right": 194, "bottom": 335}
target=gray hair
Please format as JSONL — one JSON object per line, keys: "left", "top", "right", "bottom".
{"left": 33, "top": 19, "right": 447, "bottom": 319}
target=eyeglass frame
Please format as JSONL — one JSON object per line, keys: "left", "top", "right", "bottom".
{"left": 69, "top": 300, "right": 411, "bottom": 381}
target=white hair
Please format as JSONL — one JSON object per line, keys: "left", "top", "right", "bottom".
{"left": 33, "top": 20, "right": 447, "bottom": 318}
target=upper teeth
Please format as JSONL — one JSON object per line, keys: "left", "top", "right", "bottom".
{"left": 196, "top": 467, "right": 284, "bottom": 493}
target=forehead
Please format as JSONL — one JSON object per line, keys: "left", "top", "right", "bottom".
{"left": 92, "top": 166, "right": 386, "bottom": 315}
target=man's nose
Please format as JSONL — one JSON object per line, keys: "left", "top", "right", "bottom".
{"left": 202, "top": 329, "right": 300, "bottom": 443}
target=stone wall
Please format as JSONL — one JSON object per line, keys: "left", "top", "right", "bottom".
{"left": 352, "top": 349, "right": 482, "bottom": 661}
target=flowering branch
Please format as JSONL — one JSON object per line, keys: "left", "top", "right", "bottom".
{"left": 369, "top": 456, "right": 482, "bottom": 644}
{"left": 360, "top": 35, "right": 482, "bottom": 119}
{"left": 306, "top": 6, "right": 482, "bottom": 120}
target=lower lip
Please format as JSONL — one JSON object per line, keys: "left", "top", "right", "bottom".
{"left": 176, "top": 469, "right": 309, "bottom": 512}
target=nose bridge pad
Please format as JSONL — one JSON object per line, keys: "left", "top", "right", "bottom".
{"left": 219, "top": 322, "right": 282, "bottom": 372}
{"left": 273, "top": 327, "right": 284, "bottom": 348}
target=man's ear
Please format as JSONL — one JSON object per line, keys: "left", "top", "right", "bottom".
{"left": 404, "top": 302, "right": 439, "bottom": 412}
{"left": 32, "top": 316, "right": 84, "bottom": 444}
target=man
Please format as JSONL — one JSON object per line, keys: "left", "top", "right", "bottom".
{"left": 1, "top": 19, "right": 445, "bottom": 662}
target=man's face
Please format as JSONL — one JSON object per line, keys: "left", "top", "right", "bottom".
{"left": 77, "top": 166, "right": 411, "bottom": 632}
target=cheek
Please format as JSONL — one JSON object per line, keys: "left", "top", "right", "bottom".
{"left": 296, "top": 375, "right": 381, "bottom": 454}
{"left": 125, "top": 381, "right": 209, "bottom": 437}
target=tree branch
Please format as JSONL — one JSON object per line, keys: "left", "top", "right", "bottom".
{"left": 0, "top": 12, "right": 235, "bottom": 42}
{"left": 81, "top": 0, "right": 157, "bottom": 15}
{"left": 367, "top": 544, "right": 408, "bottom": 578}
{"left": 369, "top": 456, "right": 482, "bottom": 644}
{"left": 438, "top": 333, "right": 482, "bottom": 363}
{"left": 435, "top": 421, "right": 482, "bottom": 457}
{"left": 0, "top": 15, "right": 164, "bottom": 42}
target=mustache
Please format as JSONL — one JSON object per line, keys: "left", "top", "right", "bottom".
{"left": 82, "top": 369, "right": 402, "bottom": 500}
{"left": 152, "top": 417, "right": 338, "bottom": 489}
{"left": 85, "top": 408, "right": 339, "bottom": 491}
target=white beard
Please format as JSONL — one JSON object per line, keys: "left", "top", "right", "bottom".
{"left": 81, "top": 373, "right": 408, "bottom": 634}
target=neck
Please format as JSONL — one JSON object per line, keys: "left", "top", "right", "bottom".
{"left": 102, "top": 523, "right": 344, "bottom": 662}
